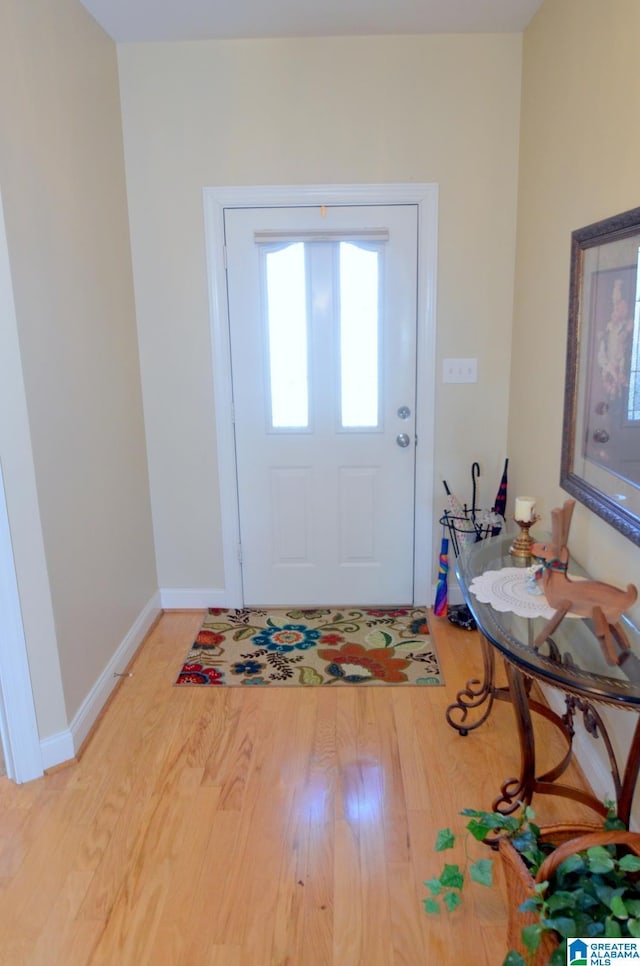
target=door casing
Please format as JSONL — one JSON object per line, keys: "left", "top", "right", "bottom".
{"left": 204, "top": 184, "right": 438, "bottom": 608}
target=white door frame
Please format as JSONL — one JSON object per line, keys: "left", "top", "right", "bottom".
{"left": 0, "top": 188, "right": 43, "bottom": 784}
{"left": 203, "top": 184, "right": 438, "bottom": 608}
{"left": 0, "top": 461, "right": 43, "bottom": 782}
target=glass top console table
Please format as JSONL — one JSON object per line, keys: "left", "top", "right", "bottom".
{"left": 449, "top": 533, "right": 640, "bottom": 825}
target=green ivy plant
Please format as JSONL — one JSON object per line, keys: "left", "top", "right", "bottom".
{"left": 424, "top": 803, "right": 640, "bottom": 966}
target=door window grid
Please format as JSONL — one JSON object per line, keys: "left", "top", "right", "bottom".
{"left": 264, "top": 243, "right": 309, "bottom": 429}
{"left": 262, "top": 239, "right": 381, "bottom": 431}
{"left": 339, "top": 241, "right": 380, "bottom": 430}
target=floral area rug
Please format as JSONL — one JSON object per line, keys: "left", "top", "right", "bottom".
{"left": 175, "top": 606, "right": 442, "bottom": 687}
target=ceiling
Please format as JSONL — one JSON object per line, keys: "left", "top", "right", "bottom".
{"left": 78, "top": 0, "right": 544, "bottom": 44}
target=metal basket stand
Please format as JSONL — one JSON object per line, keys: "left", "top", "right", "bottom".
{"left": 439, "top": 509, "right": 504, "bottom": 631}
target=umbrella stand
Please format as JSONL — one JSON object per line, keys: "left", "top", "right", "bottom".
{"left": 439, "top": 472, "right": 505, "bottom": 631}
{"left": 439, "top": 508, "right": 502, "bottom": 558}
{"left": 442, "top": 480, "right": 476, "bottom": 551}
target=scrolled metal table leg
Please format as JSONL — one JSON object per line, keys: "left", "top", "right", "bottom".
{"left": 493, "top": 670, "right": 609, "bottom": 818}
{"left": 493, "top": 660, "right": 535, "bottom": 814}
{"left": 446, "top": 633, "right": 499, "bottom": 736}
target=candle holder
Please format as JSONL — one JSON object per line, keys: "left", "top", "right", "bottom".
{"left": 510, "top": 516, "right": 540, "bottom": 559}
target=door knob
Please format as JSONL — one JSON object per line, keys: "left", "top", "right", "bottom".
{"left": 396, "top": 433, "right": 411, "bottom": 448}
{"left": 397, "top": 405, "right": 411, "bottom": 419}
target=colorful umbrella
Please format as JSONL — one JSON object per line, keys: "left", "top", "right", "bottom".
{"left": 470, "top": 462, "right": 482, "bottom": 540}
{"left": 433, "top": 536, "right": 449, "bottom": 616}
{"left": 492, "top": 457, "right": 509, "bottom": 535}
{"left": 471, "top": 462, "right": 481, "bottom": 521}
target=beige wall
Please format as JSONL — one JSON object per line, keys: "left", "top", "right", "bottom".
{"left": 1, "top": 0, "right": 635, "bottom": 804}
{"left": 513, "top": 0, "right": 640, "bottom": 813}
{"left": 0, "top": 0, "right": 157, "bottom": 729}
{"left": 513, "top": 0, "right": 640, "bottom": 612}
{"left": 117, "top": 34, "right": 522, "bottom": 591}
{"left": 0, "top": 186, "right": 66, "bottom": 741}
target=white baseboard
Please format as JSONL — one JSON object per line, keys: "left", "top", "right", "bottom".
{"left": 164, "top": 586, "right": 464, "bottom": 611}
{"left": 40, "top": 591, "right": 162, "bottom": 771}
{"left": 539, "top": 686, "right": 625, "bottom": 820}
{"left": 40, "top": 728, "right": 75, "bottom": 771}
{"left": 159, "top": 587, "right": 230, "bottom": 609}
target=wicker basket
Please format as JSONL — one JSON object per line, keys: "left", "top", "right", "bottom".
{"left": 499, "top": 824, "right": 640, "bottom": 965}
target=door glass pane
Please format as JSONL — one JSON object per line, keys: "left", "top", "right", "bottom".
{"left": 339, "top": 242, "right": 380, "bottom": 428}
{"left": 264, "top": 243, "right": 309, "bottom": 429}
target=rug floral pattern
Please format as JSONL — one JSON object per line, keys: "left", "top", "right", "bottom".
{"left": 175, "top": 607, "right": 442, "bottom": 687}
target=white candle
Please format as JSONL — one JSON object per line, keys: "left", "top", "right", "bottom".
{"left": 514, "top": 496, "right": 536, "bottom": 522}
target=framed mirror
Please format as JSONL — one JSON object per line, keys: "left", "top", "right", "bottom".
{"left": 561, "top": 206, "right": 640, "bottom": 546}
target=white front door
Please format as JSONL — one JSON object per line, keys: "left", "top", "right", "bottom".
{"left": 225, "top": 204, "right": 418, "bottom": 606}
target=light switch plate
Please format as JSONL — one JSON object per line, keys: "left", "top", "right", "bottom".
{"left": 443, "top": 358, "right": 478, "bottom": 383}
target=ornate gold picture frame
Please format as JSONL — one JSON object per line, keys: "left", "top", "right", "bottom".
{"left": 561, "top": 206, "right": 640, "bottom": 545}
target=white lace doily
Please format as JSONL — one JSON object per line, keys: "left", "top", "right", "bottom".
{"left": 469, "top": 567, "right": 558, "bottom": 619}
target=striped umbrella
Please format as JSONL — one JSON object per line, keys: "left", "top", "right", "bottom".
{"left": 433, "top": 536, "right": 449, "bottom": 617}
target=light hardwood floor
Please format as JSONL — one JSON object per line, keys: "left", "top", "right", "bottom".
{"left": 0, "top": 610, "right": 597, "bottom": 965}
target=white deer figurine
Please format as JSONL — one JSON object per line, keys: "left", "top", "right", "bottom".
{"left": 530, "top": 499, "right": 637, "bottom": 665}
